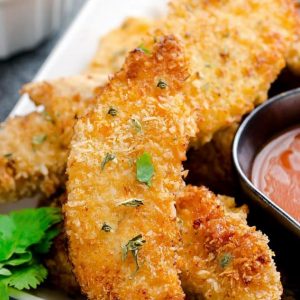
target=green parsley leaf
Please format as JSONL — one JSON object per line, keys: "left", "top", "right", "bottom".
{"left": 122, "top": 234, "right": 145, "bottom": 275}
{"left": 101, "top": 223, "right": 112, "bottom": 232}
{"left": 136, "top": 44, "right": 151, "bottom": 55}
{"left": 136, "top": 152, "right": 154, "bottom": 186}
{"left": 157, "top": 79, "right": 168, "bottom": 89}
{"left": 1, "top": 252, "right": 32, "bottom": 267}
{"left": 32, "top": 134, "right": 47, "bottom": 145}
{"left": 0, "top": 215, "right": 16, "bottom": 261}
{"left": 108, "top": 107, "right": 118, "bottom": 116}
{"left": 131, "top": 118, "right": 142, "bottom": 133}
{"left": 118, "top": 199, "right": 144, "bottom": 207}
{"left": 10, "top": 207, "right": 61, "bottom": 253}
{"left": 101, "top": 153, "right": 115, "bottom": 170}
{"left": 1, "top": 263, "right": 47, "bottom": 290}
{"left": 219, "top": 253, "right": 233, "bottom": 268}
{"left": 0, "top": 282, "right": 8, "bottom": 300}
{"left": 0, "top": 268, "right": 12, "bottom": 276}
{"left": 34, "top": 227, "right": 60, "bottom": 254}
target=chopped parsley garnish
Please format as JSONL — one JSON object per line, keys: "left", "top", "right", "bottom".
{"left": 122, "top": 234, "right": 146, "bottom": 275}
{"left": 101, "top": 223, "right": 112, "bottom": 232}
{"left": 42, "top": 111, "right": 53, "bottom": 122}
{"left": 136, "top": 152, "right": 154, "bottom": 186}
{"left": 0, "top": 207, "right": 62, "bottom": 300}
{"left": 118, "top": 199, "right": 144, "bottom": 207}
{"left": 219, "top": 253, "right": 232, "bottom": 268}
{"left": 101, "top": 153, "right": 115, "bottom": 170}
{"left": 32, "top": 134, "right": 47, "bottom": 145}
{"left": 136, "top": 44, "right": 151, "bottom": 55}
{"left": 3, "top": 153, "right": 12, "bottom": 159}
{"left": 108, "top": 107, "right": 118, "bottom": 116}
{"left": 131, "top": 118, "right": 142, "bottom": 133}
{"left": 157, "top": 79, "right": 168, "bottom": 89}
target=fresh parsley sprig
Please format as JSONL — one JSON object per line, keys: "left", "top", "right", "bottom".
{"left": 0, "top": 207, "right": 62, "bottom": 300}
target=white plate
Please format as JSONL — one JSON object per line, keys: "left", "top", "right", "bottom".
{"left": 4, "top": 0, "right": 168, "bottom": 299}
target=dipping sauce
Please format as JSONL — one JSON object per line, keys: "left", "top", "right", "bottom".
{"left": 252, "top": 127, "right": 300, "bottom": 222}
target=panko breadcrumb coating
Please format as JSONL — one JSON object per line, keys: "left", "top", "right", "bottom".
{"left": 21, "top": 74, "right": 107, "bottom": 146}
{"left": 159, "top": 0, "right": 297, "bottom": 144}
{"left": 46, "top": 185, "right": 282, "bottom": 299}
{"left": 65, "top": 36, "right": 197, "bottom": 300}
{"left": 286, "top": 3, "right": 300, "bottom": 75}
{"left": 177, "top": 186, "right": 282, "bottom": 300}
{"left": 0, "top": 112, "right": 67, "bottom": 203}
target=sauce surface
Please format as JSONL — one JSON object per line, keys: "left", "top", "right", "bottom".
{"left": 252, "top": 127, "right": 300, "bottom": 222}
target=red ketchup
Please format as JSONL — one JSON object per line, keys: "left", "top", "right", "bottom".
{"left": 252, "top": 127, "right": 300, "bottom": 222}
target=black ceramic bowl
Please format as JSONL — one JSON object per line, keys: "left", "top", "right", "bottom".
{"left": 233, "top": 88, "right": 300, "bottom": 238}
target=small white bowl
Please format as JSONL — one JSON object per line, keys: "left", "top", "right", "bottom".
{"left": 0, "top": 0, "right": 69, "bottom": 59}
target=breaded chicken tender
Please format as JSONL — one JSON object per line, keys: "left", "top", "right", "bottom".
{"left": 177, "top": 186, "right": 282, "bottom": 300}
{"left": 65, "top": 36, "right": 197, "bottom": 300}
{"left": 46, "top": 185, "right": 282, "bottom": 299}
{"left": 286, "top": 3, "right": 300, "bottom": 75}
{"left": 22, "top": 74, "right": 107, "bottom": 146}
{"left": 159, "top": 0, "right": 297, "bottom": 144}
{"left": 0, "top": 112, "right": 67, "bottom": 202}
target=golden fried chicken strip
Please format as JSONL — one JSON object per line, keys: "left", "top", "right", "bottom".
{"left": 65, "top": 36, "right": 197, "bottom": 300}
{"left": 21, "top": 74, "right": 107, "bottom": 146}
{"left": 286, "top": 3, "right": 300, "bottom": 75}
{"left": 177, "top": 186, "right": 282, "bottom": 300}
{"left": 159, "top": 0, "right": 297, "bottom": 144}
{"left": 0, "top": 112, "right": 67, "bottom": 203}
{"left": 86, "top": 17, "right": 153, "bottom": 75}
{"left": 46, "top": 185, "right": 282, "bottom": 299}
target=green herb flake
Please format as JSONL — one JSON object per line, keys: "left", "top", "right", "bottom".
{"left": 118, "top": 199, "right": 144, "bottom": 207}
{"left": 131, "top": 118, "right": 142, "bottom": 133}
{"left": 101, "top": 223, "right": 112, "bottom": 232}
{"left": 108, "top": 107, "right": 118, "bottom": 116}
{"left": 157, "top": 79, "right": 168, "bottom": 89}
{"left": 32, "top": 134, "right": 47, "bottom": 145}
{"left": 136, "top": 44, "right": 151, "bottom": 55}
{"left": 101, "top": 153, "right": 115, "bottom": 170}
{"left": 219, "top": 253, "right": 232, "bottom": 268}
{"left": 3, "top": 153, "right": 12, "bottom": 159}
{"left": 122, "top": 234, "right": 146, "bottom": 275}
{"left": 42, "top": 111, "right": 53, "bottom": 122}
{"left": 136, "top": 152, "right": 154, "bottom": 186}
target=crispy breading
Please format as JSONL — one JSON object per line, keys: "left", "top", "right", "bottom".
{"left": 177, "top": 186, "right": 282, "bottom": 300}
{"left": 86, "top": 17, "right": 153, "bottom": 76}
{"left": 65, "top": 36, "right": 197, "bottom": 300}
{"left": 0, "top": 112, "right": 67, "bottom": 202}
{"left": 185, "top": 124, "right": 238, "bottom": 195}
{"left": 159, "top": 0, "right": 297, "bottom": 144}
{"left": 21, "top": 74, "right": 107, "bottom": 146}
{"left": 286, "top": 4, "right": 300, "bottom": 75}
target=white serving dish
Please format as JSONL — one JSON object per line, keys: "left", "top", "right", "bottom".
{"left": 0, "top": 0, "right": 73, "bottom": 59}
{"left": 3, "top": 0, "right": 167, "bottom": 299}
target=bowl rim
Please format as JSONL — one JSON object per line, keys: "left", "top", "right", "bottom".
{"left": 232, "top": 88, "right": 300, "bottom": 233}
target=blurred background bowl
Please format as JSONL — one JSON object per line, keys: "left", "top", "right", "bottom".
{"left": 233, "top": 88, "right": 300, "bottom": 238}
{"left": 0, "top": 0, "right": 77, "bottom": 59}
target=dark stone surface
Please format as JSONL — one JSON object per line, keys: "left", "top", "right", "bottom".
{"left": 0, "top": 1, "right": 85, "bottom": 122}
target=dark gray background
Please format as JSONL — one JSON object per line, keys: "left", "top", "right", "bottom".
{"left": 0, "top": 1, "right": 85, "bottom": 122}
